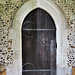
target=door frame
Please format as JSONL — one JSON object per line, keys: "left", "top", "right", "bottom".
{"left": 9, "top": 0, "right": 68, "bottom": 75}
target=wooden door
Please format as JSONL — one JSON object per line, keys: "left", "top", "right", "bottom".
{"left": 22, "top": 8, "right": 57, "bottom": 75}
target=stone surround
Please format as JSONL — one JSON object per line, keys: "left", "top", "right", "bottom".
{"left": 0, "top": 0, "right": 75, "bottom": 75}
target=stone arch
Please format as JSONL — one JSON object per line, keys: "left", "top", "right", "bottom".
{"left": 9, "top": 0, "right": 68, "bottom": 75}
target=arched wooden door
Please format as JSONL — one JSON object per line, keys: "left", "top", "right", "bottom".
{"left": 22, "top": 8, "right": 57, "bottom": 75}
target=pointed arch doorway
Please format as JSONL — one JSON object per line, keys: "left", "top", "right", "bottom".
{"left": 22, "top": 8, "right": 57, "bottom": 75}
{"left": 11, "top": 0, "right": 68, "bottom": 75}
